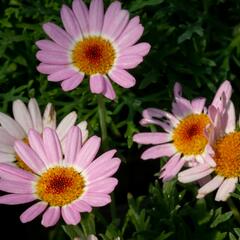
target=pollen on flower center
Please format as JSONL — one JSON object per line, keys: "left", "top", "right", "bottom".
{"left": 72, "top": 36, "right": 116, "bottom": 75}
{"left": 36, "top": 167, "right": 85, "bottom": 206}
{"left": 172, "top": 114, "right": 210, "bottom": 155}
{"left": 15, "top": 138, "right": 33, "bottom": 172}
{"left": 214, "top": 132, "right": 240, "bottom": 178}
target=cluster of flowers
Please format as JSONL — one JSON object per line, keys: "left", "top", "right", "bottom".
{"left": 0, "top": 0, "right": 149, "bottom": 228}
{"left": 0, "top": 0, "right": 238, "bottom": 233}
{"left": 134, "top": 80, "right": 239, "bottom": 202}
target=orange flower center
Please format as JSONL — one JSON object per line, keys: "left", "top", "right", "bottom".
{"left": 72, "top": 36, "right": 116, "bottom": 75}
{"left": 214, "top": 132, "right": 240, "bottom": 178}
{"left": 15, "top": 138, "right": 33, "bottom": 172}
{"left": 36, "top": 167, "right": 85, "bottom": 206}
{"left": 172, "top": 114, "right": 210, "bottom": 155}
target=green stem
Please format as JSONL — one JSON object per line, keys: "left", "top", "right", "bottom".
{"left": 97, "top": 95, "right": 108, "bottom": 150}
{"left": 227, "top": 198, "right": 240, "bottom": 224}
{"left": 97, "top": 95, "right": 117, "bottom": 219}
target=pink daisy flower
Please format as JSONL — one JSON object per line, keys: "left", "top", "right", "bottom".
{"left": 0, "top": 127, "right": 120, "bottom": 226}
{"left": 0, "top": 98, "right": 88, "bottom": 171}
{"left": 178, "top": 97, "right": 239, "bottom": 201}
{"left": 133, "top": 81, "right": 232, "bottom": 181}
{"left": 36, "top": 0, "right": 150, "bottom": 100}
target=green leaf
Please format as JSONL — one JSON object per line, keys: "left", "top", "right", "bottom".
{"left": 210, "top": 211, "right": 233, "bottom": 228}
{"left": 234, "top": 228, "right": 240, "bottom": 237}
{"left": 229, "top": 233, "right": 237, "bottom": 240}
{"left": 62, "top": 225, "right": 84, "bottom": 240}
{"left": 128, "top": 0, "right": 164, "bottom": 12}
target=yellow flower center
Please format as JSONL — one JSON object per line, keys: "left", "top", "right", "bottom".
{"left": 36, "top": 167, "right": 85, "bottom": 206}
{"left": 15, "top": 138, "right": 33, "bottom": 172}
{"left": 172, "top": 114, "right": 210, "bottom": 155}
{"left": 214, "top": 132, "right": 240, "bottom": 178}
{"left": 72, "top": 36, "right": 116, "bottom": 75}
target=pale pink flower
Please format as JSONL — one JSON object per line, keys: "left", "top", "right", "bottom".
{"left": 36, "top": 0, "right": 150, "bottom": 100}
{"left": 133, "top": 81, "right": 232, "bottom": 181}
{"left": 0, "top": 127, "right": 120, "bottom": 226}
{"left": 0, "top": 98, "right": 88, "bottom": 170}
{"left": 178, "top": 98, "right": 239, "bottom": 201}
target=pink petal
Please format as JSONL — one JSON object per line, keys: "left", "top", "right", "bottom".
{"left": 160, "top": 153, "right": 181, "bottom": 172}
{"left": 43, "top": 22, "right": 72, "bottom": 49}
{"left": 89, "top": 75, "right": 105, "bottom": 94}
{"left": 178, "top": 168, "right": 214, "bottom": 183}
{"left": 120, "top": 43, "right": 151, "bottom": 57}
{"left": 43, "top": 128, "right": 62, "bottom": 165}
{"left": 116, "top": 55, "right": 143, "bottom": 69}
{"left": 37, "top": 63, "right": 66, "bottom": 74}
{"left": 48, "top": 68, "right": 77, "bottom": 82}
{"left": 14, "top": 140, "right": 46, "bottom": 174}
{"left": 0, "top": 153, "right": 15, "bottom": 163}
{"left": 71, "top": 199, "right": 92, "bottom": 212}
{"left": 43, "top": 103, "right": 56, "bottom": 129}
{"left": 109, "top": 68, "right": 136, "bottom": 88}
{"left": 178, "top": 163, "right": 211, "bottom": 177}
{"left": 173, "top": 82, "right": 182, "bottom": 98}
{"left": 82, "top": 150, "right": 117, "bottom": 181}
{"left": 197, "top": 175, "right": 224, "bottom": 199}
{"left": 225, "top": 102, "right": 236, "bottom": 133}
{"left": 162, "top": 157, "right": 185, "bottom": 182}
{"left": 61, "top": 5, "right": 82, "bottom": 38}
{"left": 102, "top": 76, "right": 116, "bottom": 100}
{"left": 142, "top": 108, "right": 179, "bottom": 127}
{"left": 0, "top": 127, "right": 16, "bottom": 145}
{"left": 72, "top": 0, "right": 89, "bottom": 35}
{"left": 61, "top": 73, "right": 85, "bottom": 91}
{"left": 0, "top": 144, "right": 14, "bottom": 154}
{"left": 20, "top": 202, "right": 48, "bottom": 223}
{"left": 56, "top": 111, "right": 77, "bottom": 141}
{"left": 0, "top": 163, "right": 36, "bottom": 181}
{"left": 75, "top": 136, "right": 101, "bottom": 170}
{"left": 117, "top": 24, "right": 144, "bottom": 49}
{"left": 140, "top": 117, "right": 172, "bottom": 132}
{"left": 87, "top": 178, "right": 118, "bottom": 194}
{"left": 81, "top": 192, "right": 111, "bottom": 207}
{"left": 28, "top": 98, "right": 43, "bottom": 133}
{"left": 141, "top": 143, "right": 176, "bottom": 160}
{"left": 28, "top": 130, "right": 48, "bottom": 167}
{"left": 41, "top": 206, "right": 60, "bottom": 227}
{"left": 102, "top": 1, "right": 121, "bottom": 36}
{"left": 0, "top": 193, "right": 36, "bottom": 204}
{"left": 12, "top": 99, "right": 33, "bottom": 134}
{"left": 65, "top": 126, "right": 81, "bottom": 164}
{"left": 103, "top": 10, "right": 129, "bottom": 40}
{"left": 215, "top": 177, "right": 238, "bottom": 201}
{"left": 133, "top": 132, "right": 171, "bottom": 144}
{"left": 172, "top": 97, "right": 193, "bottom": 118}
{"left": 89, "top": 0, "right": 104, "bottom": 34}
{"left": 62, "top": 205, "right": 81, "bottom": 225}
{"left": 36, "top": 50, "right": 69, "bottom": 65}
{"left": 84, "top": 157, "right": 120, "bottom": 183}
{"left": 0, "top": 179, "right": 34, "bottom": 194}
{"left": 0, "top": 113, "right": 25, "bottom": 139}
{"left": 211, "top": 80, "right": 232, "bottom": 110}
{"left": 116, "top": 16, "right": 140, "bottom": 47}
{"left": 36, "top": 40, "right": 66, "bottom": 52}
{"left": 77, "top": 121, "right": 89, "bottom": 143}
{"left": 191, "top": 97, "right": 206, "bottom": 114}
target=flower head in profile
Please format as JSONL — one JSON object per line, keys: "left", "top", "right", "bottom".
{"left": 133, "top": 81, "right": 232, "bottom": 181}
{"left": 36, "top": 0, "right": 150, "bottom": 100}
{"left": 178, "top": 96, "right": 239, "bottom": 201}
{"left": 0, "top": 98, "right": 88, "bottom": 171}
{"left": 0, "top": 127, "right": 120, "bottom": 226}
